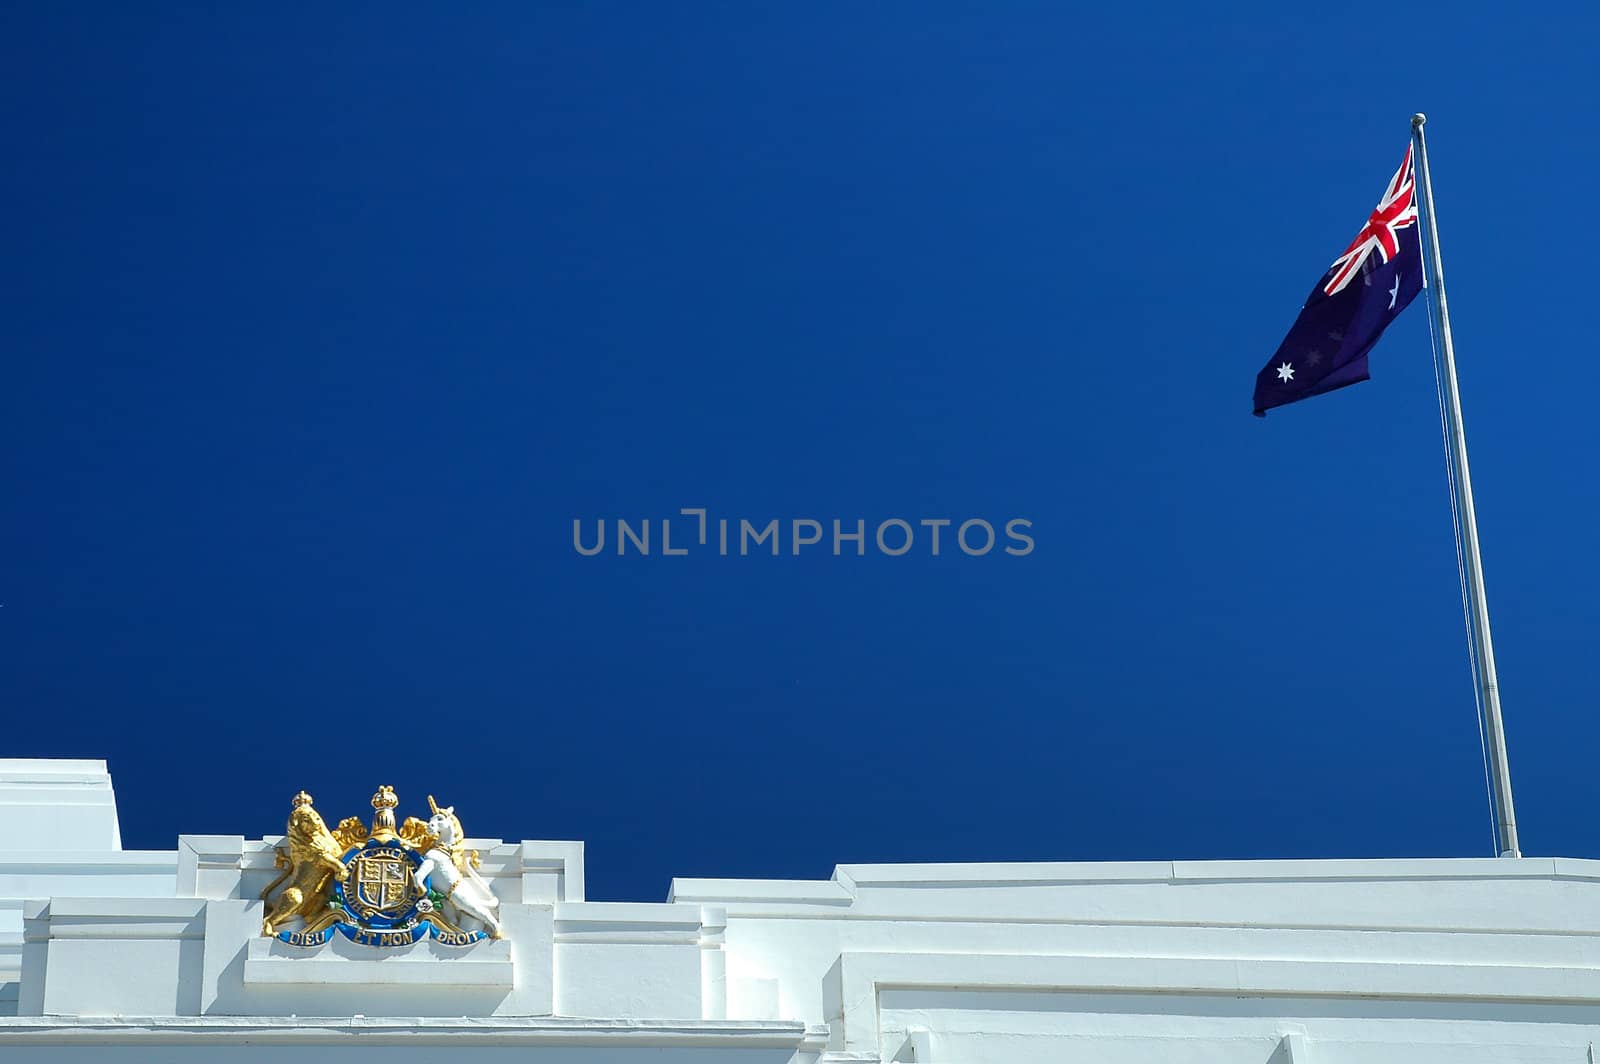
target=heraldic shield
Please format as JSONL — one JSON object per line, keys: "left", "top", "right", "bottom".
{"left": 259, "top": 785, "right": 498, "bottom": 948}
{"left": 343, "top": 839, "right": 420, "bottom": 922}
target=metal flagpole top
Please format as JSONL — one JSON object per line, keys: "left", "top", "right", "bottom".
{"left": 1412, "top": 113, "right": 1427, "bottom": 128}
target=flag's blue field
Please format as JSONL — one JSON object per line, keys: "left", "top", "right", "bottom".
{"left": 3, "top": 4, "right": 1597, "bottom": 898}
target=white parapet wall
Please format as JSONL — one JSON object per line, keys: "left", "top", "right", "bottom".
{"left": 6, "top": 758, "right": 1600, "bottom": 1063}
{"left": 0, "top": 760, "right": 122, "bottom": 852}
{"left": 0, "top": 760, "right": 168, "bottom": 1022}
{"left": 673, "top": 858, "right": 1600, "bottom": 1062}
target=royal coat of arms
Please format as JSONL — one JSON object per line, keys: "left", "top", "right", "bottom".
{"left": 260, "top": 785, "right": 503, "bottom": 948}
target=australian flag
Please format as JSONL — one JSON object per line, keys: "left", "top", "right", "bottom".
{"left": 1254, "top": 145, "right": 1425, "bottom": 416}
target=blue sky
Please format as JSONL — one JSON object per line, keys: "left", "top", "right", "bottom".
{"left": 4, "top": 4, "right": 1598, "bottom": 899}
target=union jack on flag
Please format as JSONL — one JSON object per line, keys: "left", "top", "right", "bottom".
{"left": 1323, "top": 145, "right": 1418, "bottom": 296}
{"left": 1252, "top": 142, "right": 1425, "bottom": 416}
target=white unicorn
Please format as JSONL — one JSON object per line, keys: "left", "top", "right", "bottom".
{"left": 414, "top": 795, "right": 503, "bottom": 939}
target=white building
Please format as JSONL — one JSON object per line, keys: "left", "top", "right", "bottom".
{"left": 4, "top": 757, "right": 1600, "bottom": 1062}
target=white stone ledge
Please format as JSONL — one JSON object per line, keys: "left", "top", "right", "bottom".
{"left": 35, "top": 898, "right": 203, "bottom": 918}
{"left": 669, "top": 879, "right": 855, "bottom": 905}
{"left": 0, "top": 760, "right": 115, "bottom": 787}
{"left": 825, "top": 949, "right": 1600, "bottom": 1057}
{"left": 697, "top": 901, "right": 1600, "bottom": 939}
{"left": 833, "top": 856, "right": 1598, "bottom": 888}
{"left": 18, "top": 852, "right": 1600, "bottom": 900}
{"left": 555, "top": 931, "right": 702, "bottom": 945}
{"left": 24, "top": 898, "right": 206, "bottom": 940}
{"left": 0, "top": 1016, "right": 812, "bottom": 1047}
{"left": 0, "top": 853, "right": 176, "bottom": 874}
{"left": 712, "top": 910, "right": 1600, "bottom": 939}
{"left": 836, "top": 862, "right": 1172, "bottom": 888}
{"left": 1552, "top": 857, "right": 1600, "bottom": 879}
{"left": 0, "top": 759, "right": 112, "bottom": 774}
{"left": 1168, "top": 857, "right": 1581, "bottom": 882}
{"left": 837, "top": 949, "right": 1600, "bottom": 1007}
{"left": 243, "top": 936, "right": 515, "bottom": 987}
{"left": 553, "top": 928, "right": 699, "bottom": 944}
{"left": 554, "top": 902, "right": 704, "bottom": 934}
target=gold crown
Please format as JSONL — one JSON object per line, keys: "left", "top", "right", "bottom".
{"left": 291, "top": 791, "right": 314, "bottom": 809}
{"left": 371, "top": 785, "right": 399, "bottom": 811}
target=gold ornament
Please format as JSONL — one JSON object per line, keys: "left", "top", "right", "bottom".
{"left": 260, "top": 792, "right": 349, "bottom": 937}
{"left": 368, "top": 784, "right": 400, "bottom": 841}
{"left": 259, "top": 785, "right": 499, "bottom": 945}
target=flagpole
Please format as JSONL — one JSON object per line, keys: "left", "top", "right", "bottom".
{"left": 1410, "top": 113, "right": 1520, "bottom": 858}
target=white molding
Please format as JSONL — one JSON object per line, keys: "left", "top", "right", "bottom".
{"left": 669, "top": 879, "right": 855, "bottom": 906}
{"left": 243, "top": 936, "right": 514, "bottom": 987}
{"left": 826, "top": 949, "right": 1600, "bottom": 1057}
{"left": 0, "top": 1015, "right": 810, "bottom": 1047}
{"left": 834, "top": 856, "right": 1598, "bottom": 887}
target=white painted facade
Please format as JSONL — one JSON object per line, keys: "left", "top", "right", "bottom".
{"left": 5, "top": 758, "right": 1600, "bottom": 1062}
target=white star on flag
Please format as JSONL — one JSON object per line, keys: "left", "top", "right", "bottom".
{"left": 1277, "top": 363, "right": 1295, "bottom": 382}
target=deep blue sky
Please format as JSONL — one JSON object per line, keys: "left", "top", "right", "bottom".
{"left": 4, "top": 5, "right": 1597, "bottom": 900}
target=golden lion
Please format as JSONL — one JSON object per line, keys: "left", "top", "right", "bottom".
{"left": 261, "top": 797, "right": 348, "bottom": 936}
